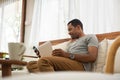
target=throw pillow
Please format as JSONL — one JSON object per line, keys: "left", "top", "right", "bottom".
{"left": 114, "top": 47, "right": 120, "bottom": 73}
{"left": 92, "top": 38, "right": 108, "bottom": 72}
{"left": 52, "top": 41, "right": 70, "bottom": 52}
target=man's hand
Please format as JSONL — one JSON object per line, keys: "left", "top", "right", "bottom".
{"left": 26, "top": 61, "right": 39, "bottom": 73}
{"left": 52, "top": 49, "right": 69, "bottom": 58}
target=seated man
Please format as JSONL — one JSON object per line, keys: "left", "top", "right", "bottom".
{"left": 27, "top": 19, "right": 99, "bottom": 72}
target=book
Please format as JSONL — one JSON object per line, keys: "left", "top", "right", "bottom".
{"left": 35, "top": 41, "right": 53, "bottom": 57}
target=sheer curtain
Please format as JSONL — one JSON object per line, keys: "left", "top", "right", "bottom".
{"left": 68, "top": 0, "right": 120, "bottom": 34}
{"left": 0, "top": 0, "right": 22, "bottom": 52}
{"left": 28, "top": 0, "right": 120, "bottom": 54}
{"left": 29, "top": 0, "right": 69, "bottom": 46}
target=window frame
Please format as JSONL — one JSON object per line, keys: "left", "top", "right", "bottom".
{"left": 20, "top": 0, "right": 26, "bottom": 42}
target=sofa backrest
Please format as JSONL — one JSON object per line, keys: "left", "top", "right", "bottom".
{"left": 39, "top": 31, "right": 120, "bottom": 45}
{"left": 96, "top": 31, "right": 120, "bottom": 42}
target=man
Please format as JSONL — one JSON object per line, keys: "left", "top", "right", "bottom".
{"left": 27, "top": 19, "right": 98, "bottom": 72}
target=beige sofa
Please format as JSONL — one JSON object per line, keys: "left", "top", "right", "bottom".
{"left": 39, "top": 31, "right": 120, "bottom": 74}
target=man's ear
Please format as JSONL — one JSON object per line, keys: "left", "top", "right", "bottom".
{"left": 76, "top": 25, "right": 83, "bottom": 32}
{"left": 76, "top": 25, "right": 81, "bottom": 30}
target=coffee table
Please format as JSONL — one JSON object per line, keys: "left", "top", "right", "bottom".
{"left": 0, "top": 59, "right": 27, "bottom": 77}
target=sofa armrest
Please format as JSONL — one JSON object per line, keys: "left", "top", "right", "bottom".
{"left": 105, "top": 36, "right": 120, "bottom": 74}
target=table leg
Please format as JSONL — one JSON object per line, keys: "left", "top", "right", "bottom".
{"left": 2, "top": 64, "right": 12, "bottom": 77}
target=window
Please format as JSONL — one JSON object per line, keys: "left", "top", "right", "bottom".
{"left": 0, "top": 0, "right": 25, "bottom": 52}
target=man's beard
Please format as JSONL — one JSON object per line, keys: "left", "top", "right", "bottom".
{"left": 71, "top": 35, "right": 79, "bottom": 39}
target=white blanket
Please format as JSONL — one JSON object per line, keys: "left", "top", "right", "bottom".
{"left": 2, "top": 72, "right": 120, "bottom": 80}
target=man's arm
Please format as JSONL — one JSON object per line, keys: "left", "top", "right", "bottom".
{"left": 73, "top": 46, "right": 98, "bottom": 62}
{"left": 52, "top": 46, "right": 98, "bottom": 62}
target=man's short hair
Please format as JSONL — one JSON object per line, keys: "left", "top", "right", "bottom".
{"left": 67, "top": 19, "right": 83, "bottom": 30}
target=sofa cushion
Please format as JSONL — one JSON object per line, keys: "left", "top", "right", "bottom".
{"left": 93, "top": 38, "right": 108, "bottom": 72}
{"left": 52, "top": 41, "right": 70, "bottom": 51}
{"left": 114, "top": 47, "right": 120, "bottom": 73}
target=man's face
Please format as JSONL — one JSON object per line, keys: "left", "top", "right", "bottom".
{"left": 67, "top": 23, "right": 80, "bottom": 39}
